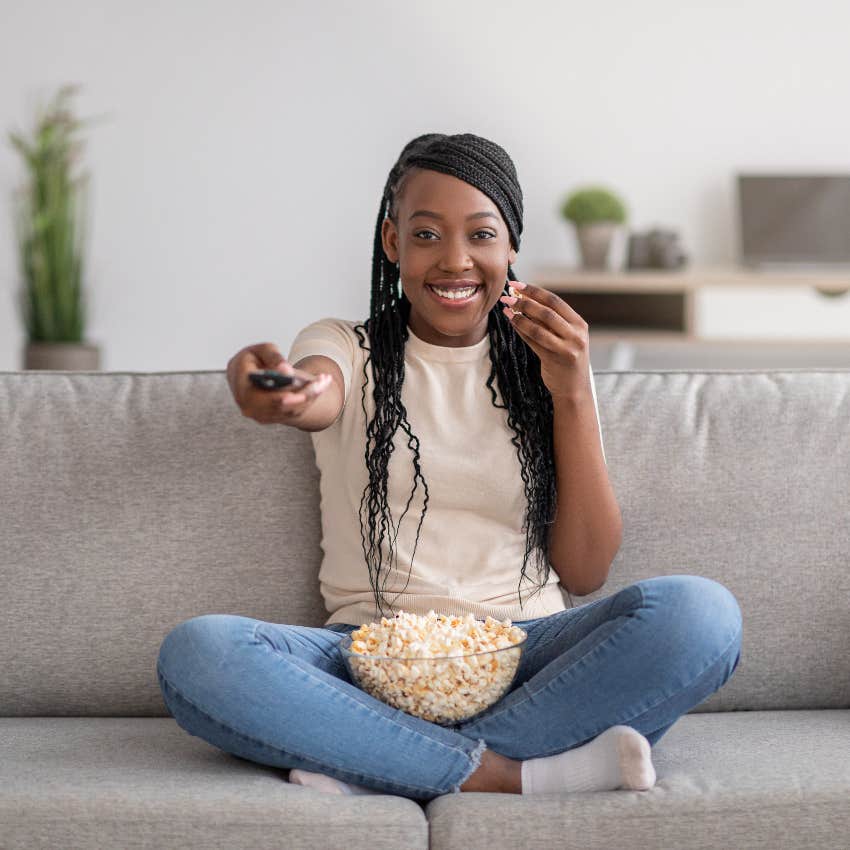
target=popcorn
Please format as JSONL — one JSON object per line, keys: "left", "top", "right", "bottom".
{"left": 507, "top": 283, "right": 524, "bottom": 300}
{"left": 342, "top": 610, "right": 527, "bottom": 725}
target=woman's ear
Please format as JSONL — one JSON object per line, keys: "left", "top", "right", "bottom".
{"left": 509, "top": 246, "right": 518, "bottom": 266}
{"left": 381, "top": 217, "right": 399, "bottom": 264}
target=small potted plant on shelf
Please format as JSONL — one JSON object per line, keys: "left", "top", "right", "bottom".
{"left": 9, "top": 84, "right": 101, "bottom": 370}
{"left": 560, "top": 185, "right": 628, "bottom": 270}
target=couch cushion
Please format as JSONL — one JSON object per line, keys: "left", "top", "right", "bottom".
{"left": 0, "top": 717, "right": 428, "bottom": 850}
{"left": 426, "top": 709, "right": 850, "bottom": 850}
{"left": 1, "top": 370, "right": 849, "bottom": 715}
{"left": 1, "top": 371, "right": 329, "bottom": 716}
{"left": 573, "top": 369, "right": 850, "bottom": 713}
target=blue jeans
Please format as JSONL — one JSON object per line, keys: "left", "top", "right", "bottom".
{"left": 156, "top": 574, "right": 742, "bottom": 801}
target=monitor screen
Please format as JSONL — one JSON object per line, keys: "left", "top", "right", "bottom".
{"left": 737, "top": 174, "right": 850, "bottom": 266}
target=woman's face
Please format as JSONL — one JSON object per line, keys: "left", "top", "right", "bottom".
{"left": 381, "top": 167, "right": 518, "bottom": 347}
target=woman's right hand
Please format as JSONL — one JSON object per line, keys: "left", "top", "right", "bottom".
{"left": 226, "top": 342, "right": 333, "bottom": 426}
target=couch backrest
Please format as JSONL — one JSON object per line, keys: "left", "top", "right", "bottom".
{"left": 1, "top": 369, "right": 848, "bottom": 717}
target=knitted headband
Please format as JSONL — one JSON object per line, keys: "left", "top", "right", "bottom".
{"left": 383, "top": 132, "right": 524, "bottom": 253}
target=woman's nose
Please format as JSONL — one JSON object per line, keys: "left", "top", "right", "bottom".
{"left": 438, "top": 235, "right": 474, "bottom": 271}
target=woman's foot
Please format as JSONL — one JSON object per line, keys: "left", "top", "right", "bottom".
{"left": 521, "top": 725, "right": 656, "bottom": 793}
{"left": 288, "top": 768, "right": 382, "bottom": 795}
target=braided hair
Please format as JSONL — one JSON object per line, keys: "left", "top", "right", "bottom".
{"left": 353, "top": 132, "right": 574, "bottom": 618}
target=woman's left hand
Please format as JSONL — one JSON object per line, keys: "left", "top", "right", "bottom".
{"left": 499, "top": 281, "right": 592, "bottom": 401}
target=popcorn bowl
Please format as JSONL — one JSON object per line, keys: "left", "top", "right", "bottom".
{"left": 338, "top": 629, "right": 527, "bottom": 726}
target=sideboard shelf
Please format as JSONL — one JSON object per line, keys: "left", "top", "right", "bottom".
{"left": 531, "top": 265, "right": 850, "bottom": 342}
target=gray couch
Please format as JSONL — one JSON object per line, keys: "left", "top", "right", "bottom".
{"left": 2, "top": 367, "right": 848, "bottom": 850}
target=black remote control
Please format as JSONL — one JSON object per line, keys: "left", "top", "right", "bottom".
{"left": 249, "top": 369, "right": 308, "bottom": 391}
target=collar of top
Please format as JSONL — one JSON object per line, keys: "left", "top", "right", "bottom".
{"left": 405, "top": 325, "right": 491, "bottom": 362}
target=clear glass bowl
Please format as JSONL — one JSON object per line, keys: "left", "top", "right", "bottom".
{"left": 337, "top": 629, "right": 528, "bottom": 726}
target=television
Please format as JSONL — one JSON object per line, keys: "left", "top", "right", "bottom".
{"left": 737, "top": 174, "right": 850, "bottom": 268}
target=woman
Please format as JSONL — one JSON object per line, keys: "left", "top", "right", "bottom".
{"left": 157, "top": 132, "right": 742, "bottom": 801}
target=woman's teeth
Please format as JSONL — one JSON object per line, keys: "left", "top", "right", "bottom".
{"left": 431, "top": 286, "right": 478, "bottom": 300}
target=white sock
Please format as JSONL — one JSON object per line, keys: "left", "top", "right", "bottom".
{"left": 288, "top": 768, "right": 382, "bottom": 795}
{"left": 521, "top": 725, "right": 656, "bottom": 794}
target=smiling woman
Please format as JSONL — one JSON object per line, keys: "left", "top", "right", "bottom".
{"left": 173, "top": 131, "right": 743, "bottom": 802}
{"left": 379, "top": 163, "right": 520, "bottom": 348}
{"left": 356, "top": 134, "right": 573, "bottom": 618}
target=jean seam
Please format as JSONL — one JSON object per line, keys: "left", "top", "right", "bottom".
{"left": 464, "top": 583, "right": 742, "bottom": 741}
{"left": 158, "top": 625, "right": 476, "bottom": 797}
{"left": 530, "top": 587, "right": 637, "bottom": 662}
{"left": 449, "top": 737, "right": 488, "bottom": 795}
{"left": 530, "top": 604, "right": 597, "bottom": 658}
{"left": 470, "top": 620, "right": 743, "bottom": 758}
{"left": 463, "top": 583, "right": 648, "bottom": 731}
{"left": 613, "top": 623, "right": 744, "bottom": 739}
{"left": 157, "top": 663, "right": 443, "bottom": 797}
{"left": 251, "top": 624, "right": 479, "bottom": 778}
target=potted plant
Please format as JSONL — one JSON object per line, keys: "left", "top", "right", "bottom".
{"left": 560, "top": 186, "right": 628, "bottom": 270}
{"left": 9, "top": 85, "right": 101, "bottom": 370}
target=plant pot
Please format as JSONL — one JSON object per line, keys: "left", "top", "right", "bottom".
{"left": 23, "top": 341, "right": 101, "bottom": 371}
{"left": 575, "top": 222, "right": 619, "bottom": 270}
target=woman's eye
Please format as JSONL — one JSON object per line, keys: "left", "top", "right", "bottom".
{"left": 414, "top": 230, "right": 495, "bottom": 240}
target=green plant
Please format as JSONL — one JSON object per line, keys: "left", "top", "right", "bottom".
{"left": 9, "top": 85, "right": 94, "bottom": 343}
{"left": 560, "top": 186, "right": 627, "bottom": 226}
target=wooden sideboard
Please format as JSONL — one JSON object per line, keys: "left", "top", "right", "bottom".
{"left": 531, "top": 265, "right": 850, "bottom": 345}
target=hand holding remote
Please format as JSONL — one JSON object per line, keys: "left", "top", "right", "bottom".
{"left": 226, "top": 342, "right": 333, "bottom": 426}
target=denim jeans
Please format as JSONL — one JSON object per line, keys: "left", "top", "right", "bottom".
{"left": 156, "top": 574, "right": 742, "bottom": 801}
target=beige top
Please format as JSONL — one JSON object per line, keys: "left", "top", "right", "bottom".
{"left": 287, "top": 318, "right": 606, "bottom": 627}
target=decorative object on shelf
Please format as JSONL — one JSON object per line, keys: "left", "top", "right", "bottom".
{"left": 814, "top": 286, "right": 849, "bottom": 298}
{"left": 9, "top": 84, "right": 102, "bottom": 370}
{"left": 627, "top": 228, "right": 689, "bottom": 270}
{"left": 560, "top": 185, "right": 627, "bottom": 270}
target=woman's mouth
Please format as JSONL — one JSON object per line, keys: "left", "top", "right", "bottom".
{"left": 426, "top": 284, "right": 484, "bottom": 308}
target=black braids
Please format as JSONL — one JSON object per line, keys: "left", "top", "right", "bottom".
{"left": 353, "top": 133, "right": 576, "bottom": 620}
{"left": 487, "top": 271, "right": 558, "bottom": 610}
{"left": 382, "top": 397, "right": 430, "bottom": 609}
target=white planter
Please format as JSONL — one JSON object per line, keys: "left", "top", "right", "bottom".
{"left": 575, "top": 222, "right": 620, "bottom": 269}
{"left": 23, "top": 342, "right": 101, "bottom": 371}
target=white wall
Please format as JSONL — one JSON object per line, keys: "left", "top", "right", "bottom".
{"left": 2, "top": 0, "right": 850, "bottom": 371}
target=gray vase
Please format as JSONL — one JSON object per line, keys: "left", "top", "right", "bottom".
{"left": 24, "top": 342, "right": 101, "bottom": 371}
{"left": 575, "top": 222, "right": 619, "bottom": 269}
